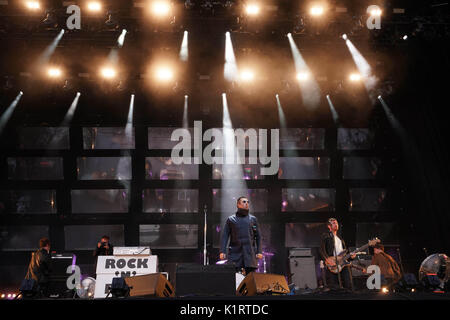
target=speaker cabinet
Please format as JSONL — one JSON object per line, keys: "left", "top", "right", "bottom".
{"left": 124, "top": 273, "right": 175, "bottom": 297}
{"left": 236, "top": 273, "right": 290, "bottom": 296}
{"left": 289, "top": 256, "right": 318, "bottom": 289}
{"left": 175, "top": 264, "right": 236, "bottom": 297}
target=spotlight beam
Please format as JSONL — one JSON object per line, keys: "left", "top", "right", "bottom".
{"left": 180, "top": 31, "right": 188, "bottom": 62}
{"left": 108, "top": 49, "right": 119, "bottom": 65}
{"left": 220, "top": 93, "right": 248, "bottom": 228}
{"left": 106, "top": 29, "right": 127, "bottom": 68}
{"left": 224, "top": 32, "right": 238, "bottom": 82}
{"left": 38, "top": 29, "right": 65, "bottom": 65}
{"left": 0, "top": 91, "right": 23, "bottom": 136}
{"left": 345, "top": 38, "right": 378, "bottom": 102}
{"left": 183, "top": 95, "right": 188, "bottom": 128}
{"left": 127, "top": 94, "right": 134, "bottom": 126}
{"left": 125, "top": 94, "right": 134, "bottom": 143}
{"left": 61, "top": 92, "right": 81, "bottom": 126}
{"left": 119, "top": 94, "right": 135, "bottom": 189}
{"left": 378, "top": 95, "right": 429, "bottom": 214}
{"left": 378, "top": 96, "right": 406, "bottom": 139}
{"left": 287, "top": 33, "right": 321, "bottom": 109}
{"left": 117, "top": 29, "right": 127, "bottom": 48}
{"left": 326, "top": 94, "right": 341, "bottom": 126}
{"left": 275, "top": 94, "right": 287, "bottom": 129}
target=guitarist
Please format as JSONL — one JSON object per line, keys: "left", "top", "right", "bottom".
{"left": 320, "top": 218, "right": 355, "bottom": 290}
{"left": 364, "top": 243, "right": 402, "bottom": 286}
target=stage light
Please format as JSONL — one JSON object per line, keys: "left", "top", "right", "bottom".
{"left": 47, "top": 67, "right": 62, "bottom": 78}
{"left": 224, "top": 32, "right": 238, "bottom": 81}
{"left": 245, "top": 4, "right": 260, "bottom": 16}
{"left": 342, "top": 34, "right": 347, "bottom": 40}
{"left": 1, "top": 294, "right": 5, "bottom": 298}
{"left": 240, "top": 69, "right": 254, "bottom": 82}
{"left": 381, "top": 287, "right": 389, "bottom": 293}
{"left": 369, "top": 8, "right": 382, "bottom": 17}
{"left": 296, "top": 72, "right": 309, "bottom": 81}
{"left": 403, "top": 35, "right": 408, "bottom": 40}
{"left": 156, "top": 66, "right": 174, "bottom": 82}
{"left": 180, "top": 31, "right": 188, "bottom": 62}
{"left": 152, "top": 1, "right": 171, "bottom": 16}
{"left": 310, "top": 6, "right": 324, "bottom": 16}
{"left": 117, "top": 29, "right": 127, "bottom": 47}
{"left": 349, "top": 73, "right": 362, "bottom": 82}
{"left": 87, "top": 1, "right": 102, "bottom": 12}
{"left": 25, "top": 1, "right": 40, "bottom": 10}
{"left": 100, "top": 67, "right": 116, "bottom": 79}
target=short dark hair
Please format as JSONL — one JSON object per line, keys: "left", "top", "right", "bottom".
{"left": 327, "top": 218, "right": 337, "bottom": 226}
{"left": 101, "top": 235, "right": 110, "bottom": 241}
{"left": 39, "top": 237, "right": 50, "bottom": 248}
{"left": 237, "top": 196, "right": 248, "bottom": 204}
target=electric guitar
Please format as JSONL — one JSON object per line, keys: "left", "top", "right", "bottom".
{"left": 325, "top": 238, "right": 380, "bottom": 274}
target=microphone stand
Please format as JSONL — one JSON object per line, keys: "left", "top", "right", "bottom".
{"left": 331, "top": 231, "right": 343, "bottom": 289}
{"left": 397, "top": 248, "right": 405, "bottom": 275}
{"left": 203, "top": 205, "right": 208, "bottom": 266}
{"left": 334, "top": 243, "right": 343, "bottom": 289}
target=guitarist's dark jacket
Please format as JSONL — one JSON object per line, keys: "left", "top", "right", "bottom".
{"left": 320, "top": 231, "right": 348, "bottom": 261}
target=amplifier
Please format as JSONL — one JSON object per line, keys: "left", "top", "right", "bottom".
{"left": 47, "top": 253, "right": 76, "bottom": 297}
{"left": 50, "top": 252, "right": 76, "bottom": 277}
{"left": 289, "top": 256, "right": 317, "bottom": 289}
{"left": 113, "top": 247, "right": 151, "bottom": 256}
{"left": 350, "top": 256, "right": 372, "bottom": 277}
{"left": 289, "top": 248, "right": 312, "bottom": 257}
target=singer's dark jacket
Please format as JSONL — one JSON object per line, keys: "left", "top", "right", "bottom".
{"left": 220, "top": 212, "right": 262, "bottom": 269}
{"left": 320, "top": 231, "right": 348, "bottom": 261}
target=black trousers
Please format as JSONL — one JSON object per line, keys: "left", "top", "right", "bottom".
{"left": 325, "top": 266, "right": 354, "bottom": 290}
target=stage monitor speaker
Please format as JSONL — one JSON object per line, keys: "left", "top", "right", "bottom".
{"left": 124, "top": 273, "right": 175, "bottom": 297}
{"left": 236, "top": 272, "right": 290, "bottom": 296}
{"left": 175, "top": 264, "right": 236, "bottom": 297}
{"left": 289, "top": 256, "right": 317, "bottom": 289}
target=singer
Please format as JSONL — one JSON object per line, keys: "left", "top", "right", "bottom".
{"left": 219, "top": 196, "right": 263, "bottom": 275}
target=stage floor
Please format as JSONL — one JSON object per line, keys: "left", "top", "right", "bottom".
{"left": 22, "top": 290, "right": 450, "bottom": 300}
